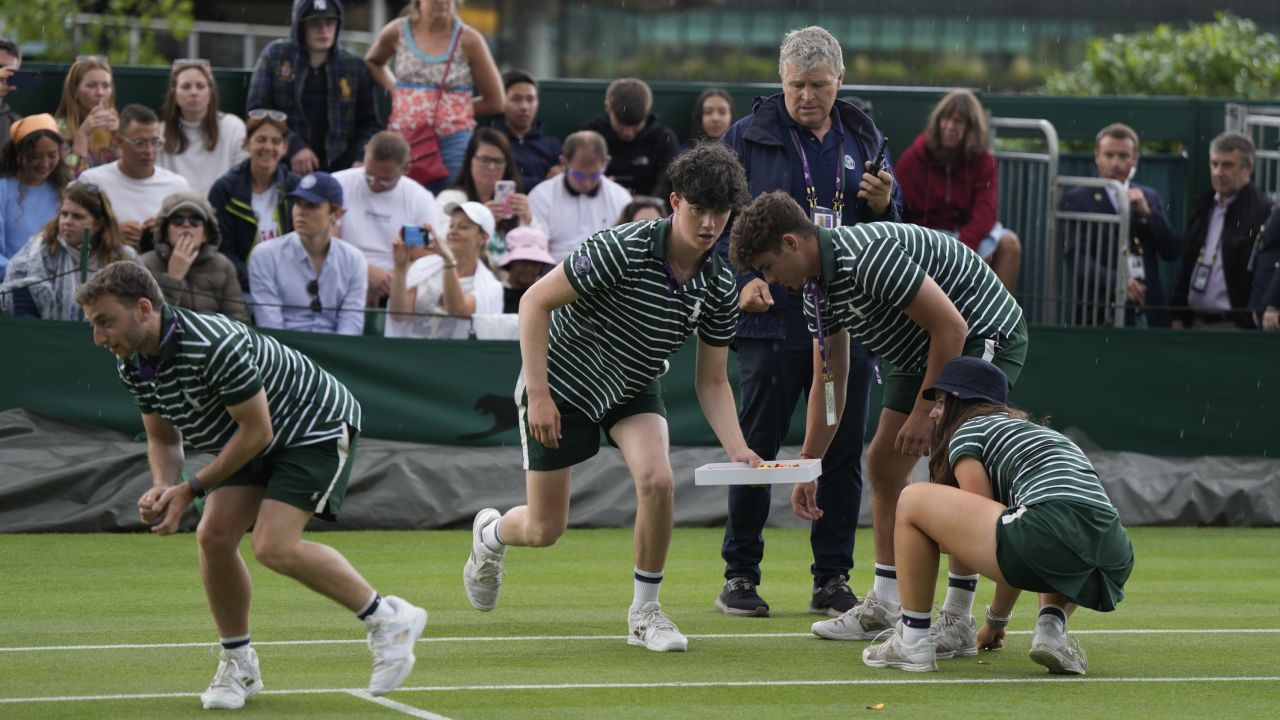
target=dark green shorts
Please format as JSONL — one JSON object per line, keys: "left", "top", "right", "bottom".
{"left": 994, "top": 500, "right": 1134, "bottom": 612}
{"left": 218, "top": 425, "right": 358, "bottom": 522}
{"left": 881, "top": 317, "right": 1029, "bottom": 414}
{"left": 518, "top": 381, "right": 667, "bottom": 471}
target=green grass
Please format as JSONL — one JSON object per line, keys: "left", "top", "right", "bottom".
{"left": 1, "top": 527, "right": 1278, "bottom": 718}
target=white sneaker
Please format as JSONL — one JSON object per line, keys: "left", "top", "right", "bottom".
{"left": 932, "top": 609, "right": 978, "bottom": 659}
{"left": 862, "top": 624, "right": 938, "bottom": 672}
{"left": 200, "top": 646, "right": 262, "bottom": 710}
{"left": 811, "top": 590, "right": 901, "bottom": 640}
{"left": 463, "top": 508, "right": 505, "bottom": 612}
{"left": 627, "top": 601, "right": 688, "bottom": 652}
{"left": 1029, "top": 615, "right": 1088, "bottom": 675}
{"left": 366, "top": 596, "right": 428, "bottom": 696}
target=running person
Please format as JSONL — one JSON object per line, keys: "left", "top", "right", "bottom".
{"left": 729, "top": 191, "right": 1028, "bottom": 655}
{"left": 462, "top": 143, "right": 761, "bottom": 652}
{"left": 862, "top": 356, "right": 1133, "bottom": 674}
{"left": 76, "top": 261, "right": 426, "bottom": 710}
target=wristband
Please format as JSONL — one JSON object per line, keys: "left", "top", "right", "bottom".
{"left": 442, "top": 262, "right": 457, "bottom": 270}
{"left": 985, "top": 606, "right": 1010, "bottom": 629}
{"left": 188, "top": 475, "right": 207, "bottom": 498}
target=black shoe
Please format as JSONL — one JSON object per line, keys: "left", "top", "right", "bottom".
{"left": 714, "top": 577, "right": 770, "bottom": 617}
{"left": 809, "top": 575, "right": 857, "bottom": 617}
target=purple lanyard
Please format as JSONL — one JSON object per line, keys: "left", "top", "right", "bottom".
{"left": 137, "top": 313, "right": 179, "bottom": 381}
{"left": 804, "top": 278, "right": 831, "bottom": 377}
{"left": 787, "top": 127, "right": 845, "bottom": 215}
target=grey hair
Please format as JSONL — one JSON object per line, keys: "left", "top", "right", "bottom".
{"left": 779, "top": 26, "right": 845, "bottom": 77}
{"left": 1210, "top": 131, "right": 1256, "bottom": 168}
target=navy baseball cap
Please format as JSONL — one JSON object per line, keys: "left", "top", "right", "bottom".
{"left": 922, "top": 356, "right": 1009, "bottom": 405}
{"left": 288, "top": 172, "right": 344, "bottom": 207}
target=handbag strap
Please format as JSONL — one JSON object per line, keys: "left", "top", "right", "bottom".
{"left": 431, "top": 21, "right": 462, "bottom": 127}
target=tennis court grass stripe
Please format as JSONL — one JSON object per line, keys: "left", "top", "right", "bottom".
{"left": 4, "top": 676, "right": 1279, "bottom": 704}
{"left": 3, "top": 628, "right": 1277, "bottom": 653}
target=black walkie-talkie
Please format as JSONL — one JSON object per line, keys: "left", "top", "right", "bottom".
{"left": 858, "top": 136, "right": 890, "bottom": 217}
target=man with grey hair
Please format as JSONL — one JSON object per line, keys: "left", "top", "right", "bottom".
{"left": 714, "top": 25, "right": 902, "bottom": 628}
{"left": 1171, "top": 130, "right": 1270, "bottom": 329}
{"left": 333, "top": 130, "right": 444, "bottom": 306}
{"left": 529, "top": 129, "right": 633, "bottom": 263}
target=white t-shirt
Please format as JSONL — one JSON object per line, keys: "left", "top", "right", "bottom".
{"left": 385, "top": 255, "right": 504, "bottom": 339}
{"left": 157, "top": 114, "right": 248, "bottom": 196}
{"left": 528, "top": 175, "right": 633, "bottom": 263}
{"left": 79, "top": 162, "right": 191, "bottom": 227}
{"left": 333, "top": 167, "right": 443, "bottom": 271}
{"left": 251, "top": 186, "right": 280, "bottom": 245}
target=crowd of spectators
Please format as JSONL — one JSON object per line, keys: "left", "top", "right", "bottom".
{"left": 2, "top": 0, "right": 1279, "bottom": 335}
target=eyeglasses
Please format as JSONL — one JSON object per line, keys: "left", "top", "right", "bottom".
{"left": 125, "top": 137, "right": 164, "bottom": 150}
{"left": 75, "top": 55, "right": 110, "bottom": 65}
{"left": 170, "top": 214, "right": 205, "bottom": 227}
{"left": 248, "top": 109, "right": 288, "bottom": 123}
{"left": 568, "top": 168, "right": 604, "bottom": 182}
{"left": 473, "top": 156, "right": 506, "bottom": 168}
{"left": 172, "top": 58, "right": 211, "bottom": 71}
{"left": 365, "top": 172, "right": 399, "bottom": 191}
{"left": 306, "top": 279, "right": 323, "bottom": 313}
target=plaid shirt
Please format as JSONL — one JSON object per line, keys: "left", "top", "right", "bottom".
{"left": 246, "top": 41, "right": 382, "bottom": 170}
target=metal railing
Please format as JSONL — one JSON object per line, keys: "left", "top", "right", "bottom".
{"left": 1052, "top": 177, "right": 1131, "bottom": 328}
{"left": 988, "top": 117, "right": 1059, "bottom": 324}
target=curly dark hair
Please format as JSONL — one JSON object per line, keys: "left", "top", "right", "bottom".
{"left": 665, "top": 143, "right": 748, "bottom": 215}
{"left": 727, "top": 190, "right": 815, "bottom": 271}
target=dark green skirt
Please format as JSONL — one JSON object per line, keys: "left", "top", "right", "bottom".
{"left": 994, "top": 500, "right": 1134, "bottom": 612}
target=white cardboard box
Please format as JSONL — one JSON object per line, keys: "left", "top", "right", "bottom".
{"left": 693, "top": 458, "right": 823, "bottom": 486}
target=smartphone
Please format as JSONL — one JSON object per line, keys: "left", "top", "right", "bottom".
{"left": 494, "top": 179, "right": 516, "bottom": 219}
{"left": 869, "top": 136, "right": 889, "bottom": 174}
{"left": 403, "top": 224, "right": 427, "bottom": 246}
{"left": 5, "top": 69, "right": 40, "bottom": 89}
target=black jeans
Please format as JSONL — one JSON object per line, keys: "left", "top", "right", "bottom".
{"left": 720, "top": 301, "right": 872, "bottom": 584}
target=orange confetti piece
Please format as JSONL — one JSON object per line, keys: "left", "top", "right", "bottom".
{"left": 866, "top": 704, "right": 885, "bottom": 711}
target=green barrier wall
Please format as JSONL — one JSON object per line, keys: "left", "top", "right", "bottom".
{"left": 15, "top": 65, "right": 1233, "bottom": 225}
{"left": 1, "top": 316, "right": 1275, "bottom": 458}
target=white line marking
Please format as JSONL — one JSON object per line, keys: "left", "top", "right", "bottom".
{"left": 1, "top": 628, "right": 1276, "bottom": 653}
{"left": 2, "top": 676, "right": 1278, "bottom": 704}
{"left": 347, "top": 690, "right": 454, "bottom": 720}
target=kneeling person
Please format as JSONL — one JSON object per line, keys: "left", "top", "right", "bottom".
{"left": 463, "top": 143, "right": 761, "bottom": 652}
{"left": 862, "top": 357, "right": 1133, "bottom": 674}
{"left": 77, "top": 262, "right": 426, "bottom": 709}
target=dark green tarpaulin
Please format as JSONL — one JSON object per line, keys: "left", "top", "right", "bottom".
{"left": 0, "top": 316, "right": 1274, "bottom": 457}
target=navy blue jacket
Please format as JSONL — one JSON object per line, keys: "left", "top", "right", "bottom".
{"left": 488, "top": 116, "right": 563, "bottom": 191}
{"left": 716, "top": 94, "right": 901, "bottom": 339}
{"left": 208, "top": 160, "right": 301, "bottom": 290}
{"left": 1060, "top": 181, "right": 1180, "bottom": 327}
{"left": 1250, "top": 204, "right": 1280, "bottom": 315}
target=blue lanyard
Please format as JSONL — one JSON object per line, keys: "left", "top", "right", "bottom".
{"left": 787, "top": 127, "right": 844, "bottom": 216}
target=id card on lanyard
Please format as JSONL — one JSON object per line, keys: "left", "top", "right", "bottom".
{"left": 805, "top": 279, "right": 838, "bottom": 426}
{"left": 788, "top": 127, "right": 845, "bottom": 229}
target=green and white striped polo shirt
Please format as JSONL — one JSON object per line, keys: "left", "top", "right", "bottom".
{"left": 118, "top": 305, "right": 362, "bottom": 453}
{"left": 804, "top": 222, "right": 1022, "bottom": 372}
{"left": 948, "top": 412, "right": 1117, "bottom": 513}
{"left": 550, "top": 219, "right": 738, "bottom": 421}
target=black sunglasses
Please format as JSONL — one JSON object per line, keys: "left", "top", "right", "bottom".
{"left": 307, "top": 279, "right": 322, "bottom": 313}
{"left": 170, "top": 214, "right": 205, "bottom": 228}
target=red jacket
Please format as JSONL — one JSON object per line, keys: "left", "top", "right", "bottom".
{"left": 894, "top": 133, "right": 998, "bottom": 251}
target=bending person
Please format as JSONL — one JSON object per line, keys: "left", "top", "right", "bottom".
{"left": 862, "top": 357, "right": 1133, "bottom": 674}
{"left": 462, "top": 143, "right": 761, "bottom": 652}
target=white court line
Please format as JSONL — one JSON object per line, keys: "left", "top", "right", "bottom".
{"left": 1, "top": 628, "right": 1277, "bottom": 653}
{"left": 347, "top": 690, "right": 454, "bottom": 720}
{"left": 2, "top": 676, "right": 1279, "bottom": 704}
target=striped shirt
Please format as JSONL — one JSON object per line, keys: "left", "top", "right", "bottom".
{"left": 948, "top": 413, "right": 1117, "bottom": 513}
{"left": 805, "top": 222, "right": 1022, "bottom": 372}
{"left": 551, "top": 219, "right": 738, "bottom": 421}
{"left": 117, "top": 305, "right": 362, "bottom": 453}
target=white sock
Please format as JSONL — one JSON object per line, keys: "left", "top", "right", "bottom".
{"left": 900, "top": 609, "right": 932, "bottom": 644}
{"left": 632, "top": 568, "right": 663, "bottom": 610}
{"left": 942, "top": 573, "right": 979, "bottom": 617}
{"left": 481, "top": 517, "right": 507, "bottom": 555}
{"left": 358, "top": 592, "right": 396, "bottom": 623}
{"left": 873, "top": 564, "right": 900, "bottom": 609}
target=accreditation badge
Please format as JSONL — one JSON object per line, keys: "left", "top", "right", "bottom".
{"left": 811, "top": 206, "right": 838, "bottom": 229}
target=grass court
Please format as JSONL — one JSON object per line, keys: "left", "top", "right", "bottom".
{"left": 1, "top": 526, "right": 1276, "bottom": 718}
